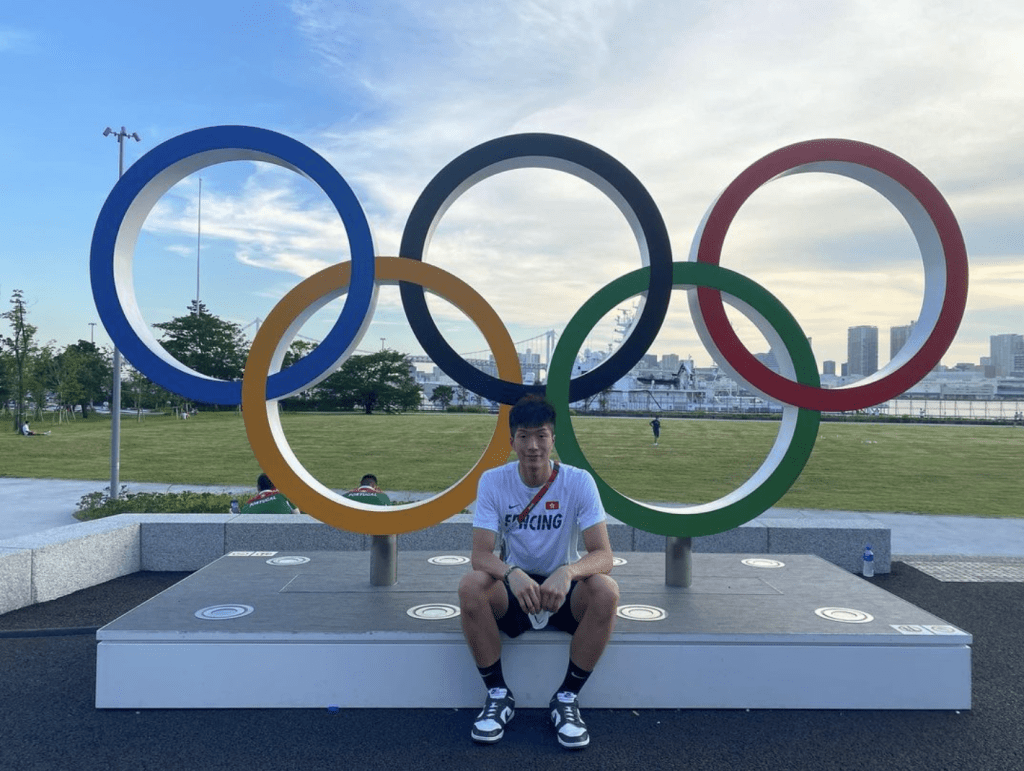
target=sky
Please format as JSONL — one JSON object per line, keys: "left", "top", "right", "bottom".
{"left": 1, "top": 0, "right": 1022, "bottom": 384}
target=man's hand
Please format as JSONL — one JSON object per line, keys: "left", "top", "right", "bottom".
{"left": 508, "top": 569, "right": 542, "bottom": 614}
{"left": 539, "top": 566, "right": 571, "bottom": 613}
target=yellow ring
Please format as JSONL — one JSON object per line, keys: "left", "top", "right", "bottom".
{"left": 241, "top": 256, "right": 522, "bottom": 535}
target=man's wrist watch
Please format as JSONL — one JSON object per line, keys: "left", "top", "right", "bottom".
{"left": 503, "top": 565, "right": 520, "bottom": 584}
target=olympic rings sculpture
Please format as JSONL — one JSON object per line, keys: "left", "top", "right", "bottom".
{"left": 90, "top": 126, "right": 968, "bottom": 537}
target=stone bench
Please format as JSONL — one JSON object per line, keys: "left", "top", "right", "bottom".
{"left": 0, "top": 512, "right": 890, "bottom": 614}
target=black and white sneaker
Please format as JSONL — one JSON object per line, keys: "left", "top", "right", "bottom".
{"left": 471, "top": 687, "right": 515, "bottom": 744}
{"left": 549, "top": 691, "right": 589, "bottom": 749}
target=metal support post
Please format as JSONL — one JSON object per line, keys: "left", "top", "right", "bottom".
{"left": 665, "top": 536, "right": 692, "bottom": 587}
{"left": 370, "top": 535, "right": 398, "bottom": 586}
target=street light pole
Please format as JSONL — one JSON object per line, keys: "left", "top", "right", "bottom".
{"left": 89, "top": 322, "right": 96, "bottom": 344}
{"left": 103, "top": 126, "right": 141, "bottom": 500}
{"left": 196, "top": 177, "right": 201, "bottom": 309}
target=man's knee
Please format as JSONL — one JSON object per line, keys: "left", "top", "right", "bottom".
{"left": 580, "top": 573, "right": 619, "bottom": 617}
{"left": 459, "top": 570, "right": 498, "bottom": 612}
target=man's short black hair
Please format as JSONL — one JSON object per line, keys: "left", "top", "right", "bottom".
{"left": 257, "top": 473, "right": 274, "bottom": 492}
{"left": 360, "top": 474, "right": 378, "bottom": 487}
{"left": 509, "top": 395, "right": 556, "bottom": 434}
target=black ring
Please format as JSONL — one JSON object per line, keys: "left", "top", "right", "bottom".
{"left": 398, "top": 133, "right": 673, "bottom": 405}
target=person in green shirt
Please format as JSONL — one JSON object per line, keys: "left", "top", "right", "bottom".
{"left": 342, "top": 474, "right": 392, "bottom": 506}
{"left": 240, "top": 473, "right": 299, "bottom": 514}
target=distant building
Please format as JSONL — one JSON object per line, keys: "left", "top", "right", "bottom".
{"left": 847, "top": 326, "right": 879, "bottom": 377}
{"left": 754, "top": 351, "right": 779, "bottom": 374}
{"left": 822, "top": 360, "right": 836, "bottom": 376}
{"left": 890, "top": 322, "right": 915, "bottom": 359}
{"left": 990, "top": 334, "right": 1023, "bottom": 377}
{"left": 661, "top": 353, "right": 680, "bottom": 371}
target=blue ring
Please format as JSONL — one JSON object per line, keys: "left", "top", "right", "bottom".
{"left": 90, "top": 125, "right": 375, "bottom": 405}
{"left": 398, "top": 133, "right": 673, "bottom": 405}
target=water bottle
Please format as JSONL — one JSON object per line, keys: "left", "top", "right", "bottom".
{"left": 862, "top": 544, "right": 875, "bottom": 577}
{"left": 230, "top": 499, "right": 240, "bottom": 514}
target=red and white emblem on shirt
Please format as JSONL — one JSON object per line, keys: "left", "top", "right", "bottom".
{"left": 545, "top": 501, "right": 559, "bottom": 510}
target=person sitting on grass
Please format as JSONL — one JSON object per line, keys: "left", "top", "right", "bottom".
{"left": 21, "top": 422, "right": 50, "bottom": 436}
{"left": 240, "top": 473, "right": 299, "bottom": 514}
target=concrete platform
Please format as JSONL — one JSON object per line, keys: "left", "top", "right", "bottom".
{"left": 96, "top": 551, "right": 970, "bottom": 711}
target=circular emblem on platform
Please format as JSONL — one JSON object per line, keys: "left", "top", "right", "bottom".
{"left": 612, "top": 557, "right": 628, "bottom": 566}
{"left": 427, "top": 555, "right": 470, "bottom": 566}
{"left": 815, "top": 607, "right": 874, "bottom": 624}
{"left": 741, "top": 558, "right": 786, "bottom": 568}
{"left": 616, "top": 604, "right": 667, "bottom": 622}
{"left": 195, "top": 604, "right": 254, "bottom": 620}
{"left": 407, "top": 603, "right": 461, "bottom": 620}
{"left": 266, "top": 556, "right": 311, "bottom": 566}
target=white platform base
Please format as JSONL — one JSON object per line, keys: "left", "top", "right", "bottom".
{"left": 97, "top": 637, "right": 970, "bottom": 710}
{"left": 95, "top": 552, "right": 971, "bottom": 710}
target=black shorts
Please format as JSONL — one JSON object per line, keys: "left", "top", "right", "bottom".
{"left": 497, "top": 573, "right": 580, "bottom": 638}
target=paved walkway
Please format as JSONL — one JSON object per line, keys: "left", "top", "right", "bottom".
{"left": 2, "top": 476, "right": 1023, "bottom": 557}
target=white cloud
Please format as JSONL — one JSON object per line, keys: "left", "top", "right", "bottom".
{"left": 0, "top": 27, "right": 34, "bottom": 52}
{"left": 138, "top": 1, "right": 1024, "bottom": 371}
{"left": 142, "top": 169, "right": 351, "bottom": 279}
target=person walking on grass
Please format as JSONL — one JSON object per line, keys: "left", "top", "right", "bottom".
{"left": 458, "top": 395, "right": 618, "bottom": 750}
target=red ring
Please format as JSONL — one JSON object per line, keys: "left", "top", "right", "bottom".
{"left": 693, "top": 139, "right": 968, "bottom": 412}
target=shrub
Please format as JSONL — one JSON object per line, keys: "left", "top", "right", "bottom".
{"left": 75, "top": 487, "right": 242, "bottom": 520}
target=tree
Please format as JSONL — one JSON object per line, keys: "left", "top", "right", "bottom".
{"left": 431, "top": 384, "right": 454, "bottom": 411}
{"left": 1, "top": 290, "right": 38, "bottom": 431}
{"left": 281, "top": 338, "right": 316, "bottom": 369}
{"left": 35, "top": 344, "right": 76, "bottom": 419}
{"left": 317, "top": 349, "right": 422, "bottom": 414}
{"left": 279, "top": 339, "right": 318, "bottom": 410}
{"left": 59, "top": 341, "right": 111, "bottom": 418}
{"left": 152, "top": 300, "right": 248, "bottom": 402}
{"left": 124, "top": 362, "right": 174, "bottom": 416}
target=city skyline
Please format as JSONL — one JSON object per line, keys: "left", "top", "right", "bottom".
{"left": 409, "top": 319, "right": 1021, "bottom": 381}
{"left": 2, "top": 3, "right": 1021, "bottom": 379}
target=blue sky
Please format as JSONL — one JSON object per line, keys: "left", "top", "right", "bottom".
{"left": 1, "top": 0, "right": 1021, "bottom": 378}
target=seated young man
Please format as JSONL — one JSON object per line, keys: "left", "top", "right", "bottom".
{"left": 458, "top": 395, "right": 619, "bottom": 750}
{"left": 342, "top": 474, "right": 391, "bottom": 506}
{"left": 240, "top": 473, "right": 299, "bottom": 514}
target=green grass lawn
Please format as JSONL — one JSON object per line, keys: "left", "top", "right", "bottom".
{"left": 3, "top": 411, "right": 1022, "bottom": 518}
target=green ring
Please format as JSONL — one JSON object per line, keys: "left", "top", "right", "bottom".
{"left": 547, "top": 261, "right": 821, "bottom": 537}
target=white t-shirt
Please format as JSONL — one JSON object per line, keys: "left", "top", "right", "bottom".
{"left": 473, "top": 461, "right": 607, "bottom": 577}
